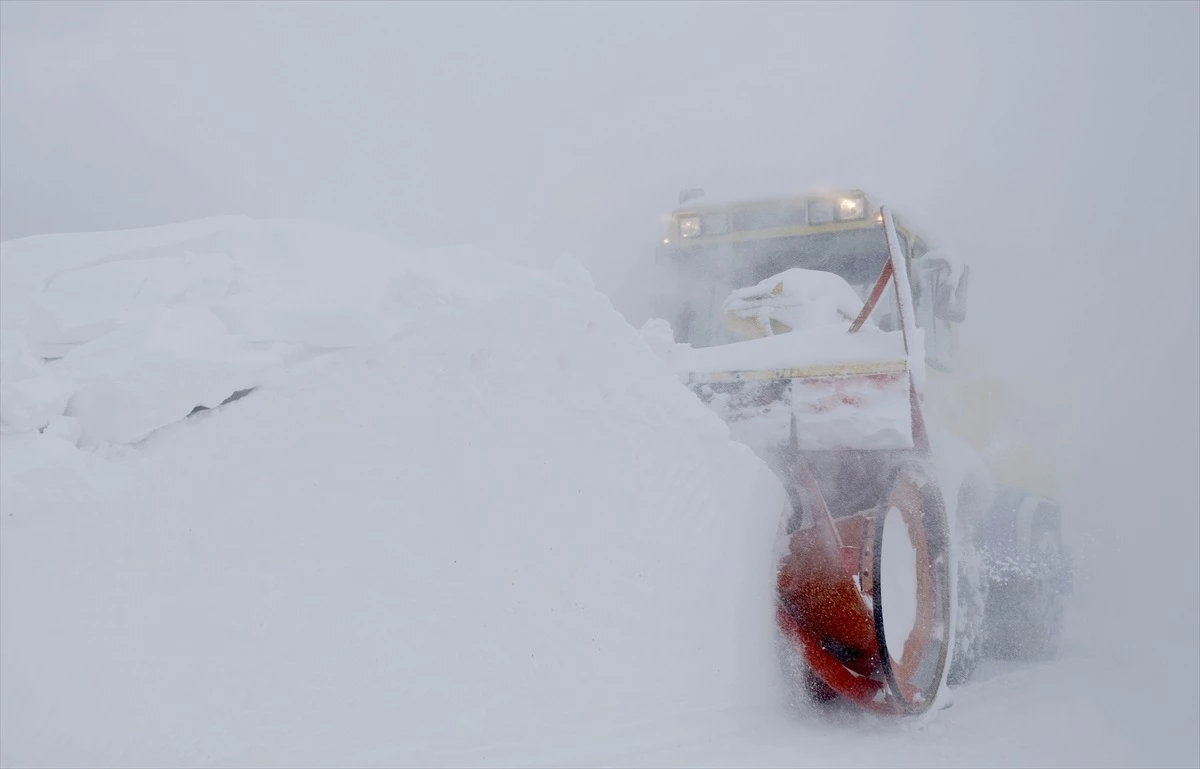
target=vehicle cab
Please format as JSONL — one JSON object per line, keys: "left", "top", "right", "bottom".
{"left": 653, "top": 188, "right": 969, "bottom": 375}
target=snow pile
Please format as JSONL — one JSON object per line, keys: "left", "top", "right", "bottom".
{"left": 722, "top": 267, "right": 867, "bottom": 336}
{"left": 0, "top": 218, "right": 791, "bottom": 767}
{"left": 0, "top": 215, "right": 252, "bottom": 335}
{"left": 638, "top": 316, "right": 690, "bottom": 366}
{"left": 0, "top": 217, "right": 464, "bottom": 449}
{"left": 48, "top": 306, "right": 281, "bottom": 445}
{"left": 0, "top": 330, "right": 73, "bottom": 435}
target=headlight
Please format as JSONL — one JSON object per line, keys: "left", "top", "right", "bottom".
{"left": 836, "top": 195, "right": 866, "bottom": 221}
{"left": 679, "top": 215, "right": 701, "bottom": 238}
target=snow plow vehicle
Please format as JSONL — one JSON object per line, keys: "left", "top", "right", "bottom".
{"left": 649, "top": 189, "right": 1072, "bottom": 716}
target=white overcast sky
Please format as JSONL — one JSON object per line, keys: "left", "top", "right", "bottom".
{"left": 1, "top": 1, "right": 1193, "bottom": 251}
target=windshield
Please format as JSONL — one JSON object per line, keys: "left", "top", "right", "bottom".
{"left": 666, "top": 228, "right": 909, "bottom": 347}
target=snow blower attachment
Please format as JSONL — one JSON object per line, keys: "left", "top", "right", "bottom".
{"left": 683, "top": 208, "right": 953, "bottom": 715}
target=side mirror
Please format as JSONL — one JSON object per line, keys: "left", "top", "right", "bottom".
{"left": 934, "top": 263, "right": 969, "bottom": 323}
{"left": 679, "top": 188, "right": 705, "bottom": 205}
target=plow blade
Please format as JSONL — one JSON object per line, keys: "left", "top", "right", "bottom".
{"left": 687, "top": 359, "right": 915, "bottom": 454}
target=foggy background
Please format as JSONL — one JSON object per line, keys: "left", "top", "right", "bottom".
{"left": 2, "top": 1, "right": 1197, "bottom": 649}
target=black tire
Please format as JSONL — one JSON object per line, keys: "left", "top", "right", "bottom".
{"left": 984, "top": 518, "right": 1067, "bottom": 661}
{"left": 947, "top": 526, "right": 989, "bottom": 685}
{"left": 947, "top": 482, "right": 990, "bottom": 686}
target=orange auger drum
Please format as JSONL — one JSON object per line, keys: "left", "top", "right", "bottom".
{"left": 775, "top": 454, "right": 952, "bottom": 714}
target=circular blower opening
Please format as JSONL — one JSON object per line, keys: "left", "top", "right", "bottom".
{"left": 879, "top": 503, "right": 920, "bottom": 665}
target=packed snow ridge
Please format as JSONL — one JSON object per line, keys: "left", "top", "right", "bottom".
{"left": 0, "top": 216, "right": 791, "bottom": 767}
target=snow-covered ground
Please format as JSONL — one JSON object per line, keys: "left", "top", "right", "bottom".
{"left": 1, "top": 218, "right": 1196, "bottom": 768}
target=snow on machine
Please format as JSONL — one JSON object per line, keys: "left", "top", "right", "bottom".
{"left": 649, "top": 189, "right": 1072, "bottom": 716}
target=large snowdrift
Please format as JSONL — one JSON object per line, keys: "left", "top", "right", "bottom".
{"left": 0, "top": 217, "right": 790, "bottom": 767}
